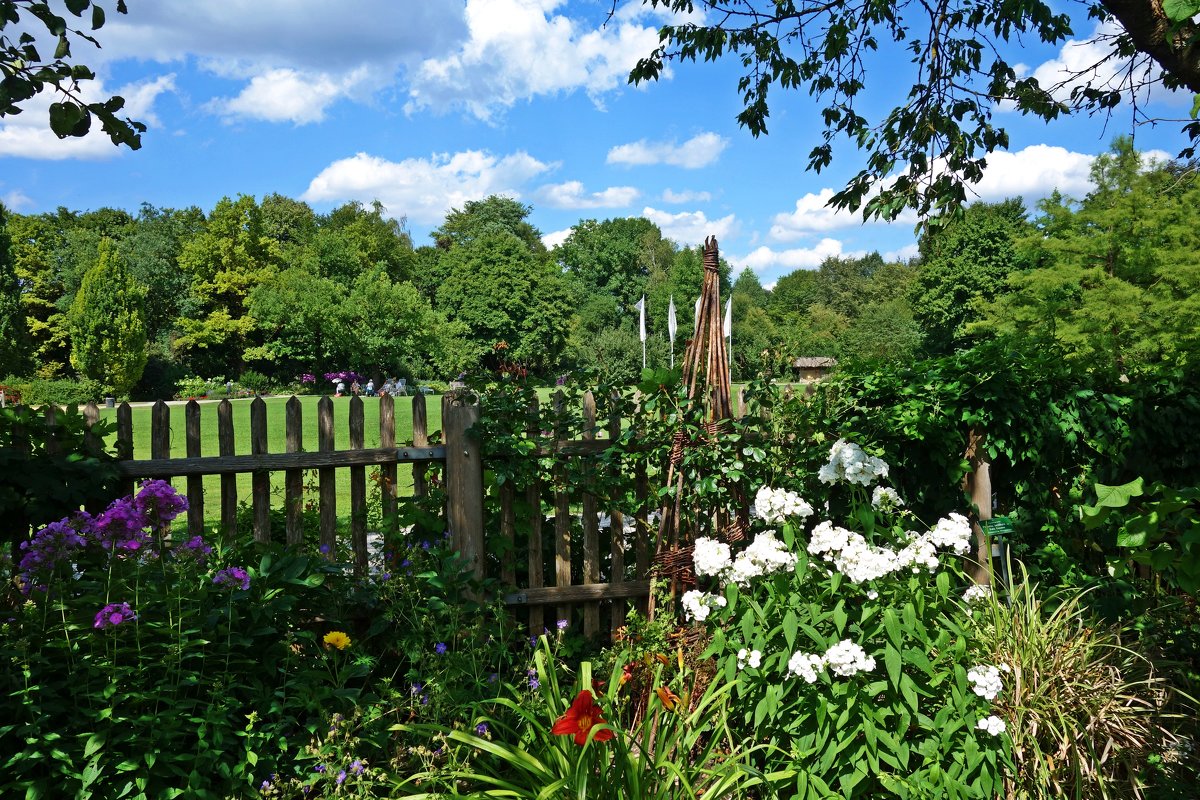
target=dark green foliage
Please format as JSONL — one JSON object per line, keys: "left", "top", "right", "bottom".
{"left": 67, "top": 238, "right": 148, "bottom": 396}
{"left": 0, "top": 202, "right": 31, "bottom": 377}
{"left": 0, "top": 403, "right": 121, "bottom": 559}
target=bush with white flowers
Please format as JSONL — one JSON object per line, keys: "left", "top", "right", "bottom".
{"left": 687, "top": 436, "right": 1013, "bottom": 798}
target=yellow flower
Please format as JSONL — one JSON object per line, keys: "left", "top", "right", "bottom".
{"left": 323, "top": 630, "right": 351, "bottom": 650}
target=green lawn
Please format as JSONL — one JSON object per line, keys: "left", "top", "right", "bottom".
{"left": 96, "top": 394, "right": 444, "bottom": 526}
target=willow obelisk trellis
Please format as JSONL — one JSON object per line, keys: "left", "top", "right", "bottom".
{"left": 648, "top": 236, "right": 747, "bottom": 619}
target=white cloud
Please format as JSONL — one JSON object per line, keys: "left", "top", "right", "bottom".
{"left": 0, "top": 74, "right": 175, "bottom": 160}
{"left": 542, "top": 227, "right": 573, "bottom": 249}
{"left": 537, "top": 181, "right": 639, "bottom": 209}
{"left": 769, "top": 188, "right": 859, "bottom": 240}
{"left": 1, "top": 189, "right": 33, "bottom": 210}
{"left": 883, "top": 242, "right": 920, "bottom": 262}
{"left": 207, "top": 67, "right": 377, "bottom": 125}
{"left": 608, "top": 132, "right": 728, "bottom": 168}
{"left": 404, "top": 0, "right": 664, "bottom": 120}
{"left": 731, "top": 239, "right": 853, "bottom": 274}
{"left": 972, "top": 144, "right": 1095, "bottom": 200}
{"left": 301, "top": 149, "right": 554, "bottom": 225}
{"left": 641, "top": 206, "right": 738, "bottom": 245}
{"left": 662, "top": 188, "right": 712, "bottom": 204}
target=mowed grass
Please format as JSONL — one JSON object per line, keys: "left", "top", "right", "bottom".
{"left": 95, "top": 395, "right": 445, "bottom": 526}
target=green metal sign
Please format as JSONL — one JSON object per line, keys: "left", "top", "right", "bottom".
{"left": 980, "top": 516, "right": 1014, "bottom": 538}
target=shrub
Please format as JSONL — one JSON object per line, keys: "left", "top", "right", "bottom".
{"left": 238, "top": 369, "right": 272, "bottom": 394}
{"left": 0, "top": 375, "right": 106, "bottom": 406}
{"left": 173, "top": 375, "right": 225, "bottom": 400}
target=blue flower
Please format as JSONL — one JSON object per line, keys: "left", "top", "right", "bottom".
{"left": 475, "top": 722, "right": 489, "bottom": 736}
{"left": 434, "top": 642, "right": 448, "bottom": 655}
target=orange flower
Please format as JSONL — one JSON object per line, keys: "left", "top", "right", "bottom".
{"left": 654, "top": 686, "right": 681, "bottom": 711}
{"left": 551, "top": 690, "right": 615, "bottom": 746}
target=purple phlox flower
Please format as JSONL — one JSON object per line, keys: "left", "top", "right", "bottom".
{"left": 299, "top": 373, "right": 316, "bottom": 384}
{"left": 260, "top": 779, "right": 273, "bottom": 791}
{"left": 557, "top": 618, "right": 569, "bottom": 631}
{"left": 134, "top": 479, "right": 188, "bottom": 528}
{"left": 475, "top": 722, "right": 489, "bottom": 736}
{"left": 213, "top": 566, "right": 251, "bottom": 591}
{"left": 93, "top": 601, "right": 136, "bottom": 630}
{"left": 18, "top": 515, "right": 89, "bottom": 592}
{"left": 350, "top": 760, "right": 364, "bottom": 776}
{"left": 410, "top": 682, "right": 423, "bottom": 696}
{"left": 420, "top": 540, "right": 431, "bottom": 550}
{"left": 380, "top": 572, "right": 391, "bottom": 581}
{"left": 527, "top": 669, "right": 539, "bottom": 690}
{"left": 92, "top": 497, "right": 152, "bottom": 553}
{"left": 319, "top": 544, "right": 331, "bottom": 555}
{"left": 420, "top": 693, "right": 429, "bottom": 705}
{"left": 529, "top": 635, "right": 539, "bottom": 648}
{"left": 174, "top": 535, "right": 212, "bottom": 562}
{"left": 434, "top": 642, "right": 448, "bottom": 655}
{"left": 313, "top": 764, "right": 326, "bottom": 773}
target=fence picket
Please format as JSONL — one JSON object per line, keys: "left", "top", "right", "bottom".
{"left": 499, "top": 482, "right": 516, "bottom": 586}
{"left": 349, "top": 396, "right": 367, "bottom": 575}
{"left": 285, "top": 397, "right": 303, "bottom": 546}
{"left": 411, "top": 393, "right": 428, "bottom": 498}
{"left": 552, "top": 391, "right": 571, "bottom": 627}
{"left": 526, "top": 396, "right": 544, "bottom": 634}
{"left": 83, "top": 401, "right": 100, "bottom": 455}
{"left": 608, "top": 409, "right": 627, "bottom": 638}
{"left": 185, "top": 400, "right": 203, "bottom": 535}
{"left": 443, "top": 397, "right": 484, "bottom": 581}
{"left": 151, "top": 401, "right": 170, "bottom": 461}
{"left": 43, "top": 406, "right": 59, "bottom": 456}
{"left": 379, "top": 394, "right": 397, "bottom": 535}
{"left": 318, "top": 396, "right": 336, "bottom": 556}
{"left": 250, "top": 397, "right": 270, "bottom": 543}
{"left": 581, "top": 391, "right": 600, "bottom": 638}
{"left": 217, "top": 400, "right": 237, "bottom": 541}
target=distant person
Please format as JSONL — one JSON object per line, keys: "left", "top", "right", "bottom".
{"left": 366, "top": 379, "right": 375, "bottom": 397}
{"left": 380, "top": 379, "right": 394, "bottom": 396}
{"left": 336, "top": 380, "right": 345, "bottom": 397}
{"left": 351, "top": 380, "right": 361, "bottom": 396}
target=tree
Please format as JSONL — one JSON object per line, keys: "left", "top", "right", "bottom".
{"left": 0, "top": 202, "right": 31, "bottom": 376}
{"left": 628, "top": 0, "right": 1200, "bottom": 222}
{"left": 175, "top": 195, "right": 275, "bottom": 377}
{"left": 911, "top": 199, "right": 1032, "bottom": 352}
{"left": 555, "top": 217, "right": 672, "bottom": 311}
{"left": 68, "top": 238, "right": 146, "bottom": 395}
{"left": 436, "top": 230, "right": 572, "bottom": 373}
{"left": 1, "top": 0, "right": 144, "bottom": 147}
{"left": 8, "top": 211, "right": 70, "bottom": 376}
{"left": 433, "top": 195, "right": 546, "bottom": 255}
{"left": 974, "top": 141, "right": 1200, "bottom": 373}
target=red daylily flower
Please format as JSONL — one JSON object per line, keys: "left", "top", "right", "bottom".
{"left": 551, "top": 690, "right": 615, "bottom": 746}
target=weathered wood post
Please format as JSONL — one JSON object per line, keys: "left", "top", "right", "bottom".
{"left": 185, "top": 400, "right": 204, "bottom": 535}
{"left": 963, "top": 427, "right": 993, "bottom": 585}
{"left": 349, "top": 396, "right": 368, "bottom": 575}
{"left": 285, "top": 397, "right": 304, "bottom": 546}
{"left": 250, "top": 397, "right": 271, "bottom": 543}
{"left": 217, "top": 400, "right": 237, "bottom": 541}
{"left": 443, "top": 393, "right": 484, "bottom": 581}
{"left": 581, "top": 391, "right": 601, "bottom": 638}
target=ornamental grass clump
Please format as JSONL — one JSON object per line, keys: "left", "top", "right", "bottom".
{"left": 687, "top": 437, "right": 1013, "bottom": 799}
{"left": 970, "top": 570, "right": 1192, "bottom": 799}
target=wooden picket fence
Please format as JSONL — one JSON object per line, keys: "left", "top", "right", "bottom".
{"left": 38, "top": 392, "right": 656, "bottom": 642}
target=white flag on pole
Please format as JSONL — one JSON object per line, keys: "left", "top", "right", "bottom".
{"left": 723, "top": 296, "right": 732, "bottom": 338}
{"left": 694, "top": 296, "right": 701, "bottom": 329}
{"left": 668, "top": 295, "right": 677, "bottom": 341}
{"left": 636, "top": 295, "right": 646, "bottom": 342}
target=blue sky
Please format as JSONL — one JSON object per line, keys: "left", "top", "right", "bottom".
{"left": 0, "top": 0, "right": 1191, "bottom": 287}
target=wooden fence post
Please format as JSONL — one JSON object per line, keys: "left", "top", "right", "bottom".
{"left": 116, "top": 402, "right": 134, "bottom": 498}
{"left": 318, "top": 396, "right": 336, "bottom": 556}
{"left": 379, "top": 394, "right": 397, "bottom": 535}
{"left": 443, "top": 395, "right": 484, "bottom": 582}
{"left": 552, "top": 391, "right": 572, "bottom": 627}
{"left": 581, "top": 391, "right": 600, "bottom": 638}
{"left": 608, "top": 406, "right": 627, "bottom": 638}
{"left": 411, "top": 393, "right": 429, "bottom": 498}
{"left": 526, "top": 396, "right": 544, "bottom": 634}
{"left": 964, "top": 427, "right": 993, "bottom": 585}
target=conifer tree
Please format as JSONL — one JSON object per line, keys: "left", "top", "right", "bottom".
{"left": 68, "top": 238, "right": 148, "bottom": 396}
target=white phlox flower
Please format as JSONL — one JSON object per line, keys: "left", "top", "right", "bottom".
{"left": 831, "top": 534, "right": 900, "bottom": 584}
{"left": 692, "top": 537, "right": 733, "bottom": 578}
{"left": 753, "top": 486, "right": 814, "bottom": 524}
{"left": 788, "top": 651, "right": 825, "bottom": 683}
{"left": 967, "top": 665, "right": 1004, "bottom": 700}
{"left": 928, "top": 513, "right": 973, "bottom": 554}
{"left": 727, "top": 531, "right": 799, "bottom": 585}
{"left": 823, "top": 639, "right": 876, "bottom": 677}
{"left": 976, "top": 715, "right": 1007, "bottom": 736}
{"left": 807, "top": 521, "right": 854, "bottom": 558}
{"left": 963, "top": 584, "right": 993, "bottom": 604}
{"left": 737, "top": 648, "right": 762, "bottom": 670}
{"left": 871, "top": 485, "right": 903, "bottom": 510}
{"left": 896, "top": 532, "right": 940, "bottom": 573}
{"left": 681, "top": 589, "right": 726, "bottom": 622}
{"left": 819, "top": 439, "right": 890, "bottom": 486}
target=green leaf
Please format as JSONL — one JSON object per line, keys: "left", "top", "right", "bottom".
{"left": 1092, "top": 477, "right": 1145, "bottom": 509}
{"left": 1164, "top": 0, "right": 1200, "bottom": 22}
{"left": 65, "top": 0, "right": 90, "bottom": 15}
{"left": 91, "top": 4, "right": 105, "bottom": 29}
{"left": 782, "top": 609, "right": 799, "bottom": 650}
